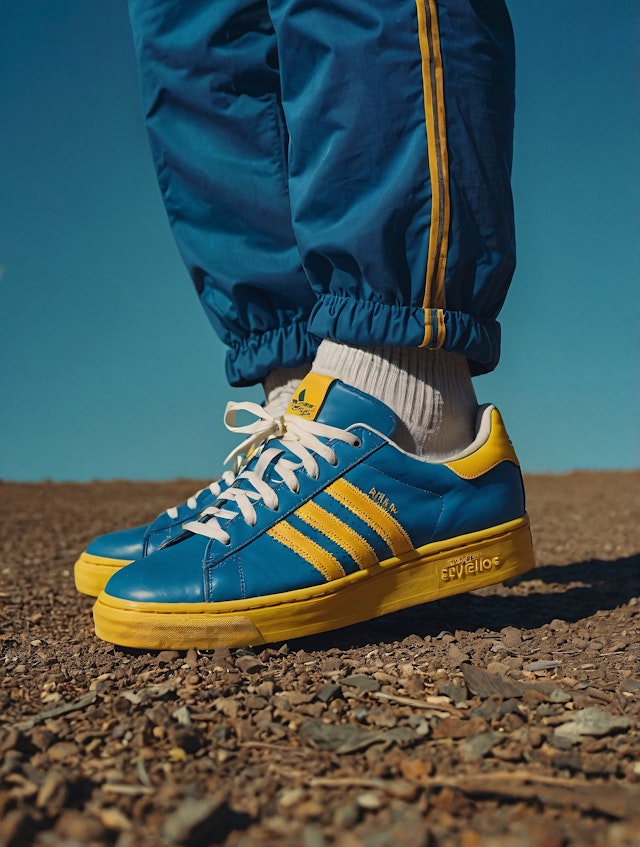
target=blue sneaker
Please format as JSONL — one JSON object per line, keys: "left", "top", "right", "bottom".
{"left": 93, "top": 374, "right": 535, "bottom": 649}
{"left": 74, "top": 403, "right": 284, "bottom": 596}
{"left": 73, "top": 478, "right": 234, "bottom": 597}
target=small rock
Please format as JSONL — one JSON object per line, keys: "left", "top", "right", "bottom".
{"left": 303, "top": 825, "right": 327, "bottom": 847}
{"left": 98, "top": 807, "right": 132, "bottom": 831}
{"left": 470, "top": 697, "right": 504, "bottom": 720}
{"left": 554, "top": 707, "right": 632, "bottom": 742}
{"left": 56, "top": 810, "right": 106, "bottom": 841}
{"left": 172, "top": 706, "right": 192, "bottom": 726}
{"left": 278, "top": 788, "right": 305, "bottom": 808}
{"left": 461, "top": 730, "right": 503, "bottom": 761}
{"left": 236, "top": 654, "right": 265, "bottom": 674}
{"left": 316, "top": 684, "right": 342, "bottom": 703}
{"left": 0, "top": 809, "right": 37, "bottom": 847}
{"left": 162, "top": 796, "right": 234, "bottom": 844}
{"left": 333, "top": 804, "right": 360, "bottom": 827}
{"left": 342, "top": 675, "right": 381, "bottom": 692}
{"left": 447, "top": 645, "right": 470, "bottom": 666}
{"left": 48, "top": 741, "right": 80, "bottom": 762}
{"left": 356, "top": 791, "right": 383, "bottom": 810}
{"left": 157, "top": 651, "right": 180, "bottom": 663}
{"left": 255, "top": 680, "right": 276, "bottom": 697}
{"left": 524, "top": 660, "right": 562, "bottom": 672}
{"left": 500, "top": 626, "right": 522, "bottom": 649}
{"left": 210, "top": 648, "right": 233, "bottom": 669}
{"left": 299, "top": 719, "right": 415, "bottom": 754}
{"left": 486, "top": 661, "right": 511, "bottom": 676}
{"left": 213, "top": 725, "right": 234, "bottom": 741}
{"left": 548, "top": 688, "right": 572, "bottom": 704}
{"left": 461, "top": 663, "right": 523, "bottom": 699}
{"left": 36, "top": 769, "right": 68, "bottom": 813}
{"left": 437, "top": 680, "right": 468, "bottom": 705}
{"left": 432, "top": 717, "right": 489, "bottom": 740}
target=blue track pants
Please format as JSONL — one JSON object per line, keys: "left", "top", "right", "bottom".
{"left": 129, "top": 0, "right": 515, "bottom": 386}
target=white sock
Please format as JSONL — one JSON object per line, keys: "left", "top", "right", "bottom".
{"left": 262, "top": 364, "right": 311, "bottom": 417}
{"left": 312, "top": 340, "right": 478, "bottom": 459}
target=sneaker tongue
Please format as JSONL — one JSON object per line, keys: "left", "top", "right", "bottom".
{"left": 285, "top": 373, "right": 397, "bottom": 438}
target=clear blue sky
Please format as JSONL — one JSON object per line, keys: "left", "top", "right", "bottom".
{"left": 1, "top": 1, "right": 638, "bottom": 481}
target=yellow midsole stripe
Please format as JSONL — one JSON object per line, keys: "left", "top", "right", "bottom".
{"left": 296, "top": 501, "right": 378, "bottom": 571}
{"left": 98, "top": 515, "right": 531, "bottom": 616}
{"left": 325, "top": 478, "right": 413, "bottom": 557}
{"left": 266, "top": 521, "right": 346, "bottom": 582}
{"left": 416, "top": 0, "right": 450, "bottom": 341}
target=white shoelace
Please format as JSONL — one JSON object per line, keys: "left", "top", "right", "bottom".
{"left": 164, "top": 401, "right": 289, "bottom": 520}
{"left": 165, "top": 474, "right": 237, "bottom": 520}
{"left": 184, "top": 404, "right": 360, "bottom": 545}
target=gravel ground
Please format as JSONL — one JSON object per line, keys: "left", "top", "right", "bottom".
{"left": 1, "top": 472, "right": 639, "bottom": 847}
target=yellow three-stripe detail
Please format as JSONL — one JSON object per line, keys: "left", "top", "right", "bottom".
{"left": 296, "top": 501, "right": 378, "bottom": 570}
{"left": 266, "top": 522, "right": 346, "bottom": 582}
{"left": 325, "top": 478, "right": 413, "bottom": 557}
{"left": 416, "top": 0, "right": 450, "bottom": 347}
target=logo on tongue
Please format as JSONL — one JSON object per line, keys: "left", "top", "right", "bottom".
{"left": 286, "top": 374, "right": 336, "bottom": 421}
{"left": 289, "top": 388, "right": 314, "bottom": 417}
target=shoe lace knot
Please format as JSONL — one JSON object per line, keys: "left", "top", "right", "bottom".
{"left": 165, "top": 401, "right": 286, "bottom": 520}
{"left": 184, "top": 406, "right": 360, "bottom": 544}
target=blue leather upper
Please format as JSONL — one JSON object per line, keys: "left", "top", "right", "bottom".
{"left": 86, "top": 488, "right": 219, "bottom": 560}
{"left": 103, "top": 380, "right": 525, "bottom": 605}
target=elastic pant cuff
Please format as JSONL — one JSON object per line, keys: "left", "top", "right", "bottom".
{"left": 308, "top": 295, "right": 501, "bottom": 375}
{"left": 226, "top": 320, "right": 319, "bottom": 387}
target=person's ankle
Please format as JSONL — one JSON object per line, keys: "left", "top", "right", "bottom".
{"left": 263, "top": 364, "right": 312, "bottom": 417}
{"left": 312, "top": 340, "right": 477, "bottom": 458}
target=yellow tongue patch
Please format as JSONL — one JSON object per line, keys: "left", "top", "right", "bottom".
{"left": 286, "top": 373, "right": 336, "bottom": 421}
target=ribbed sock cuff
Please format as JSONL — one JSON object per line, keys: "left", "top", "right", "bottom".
{"left": 312, "top": 341, "right": 478, "bottom": 458}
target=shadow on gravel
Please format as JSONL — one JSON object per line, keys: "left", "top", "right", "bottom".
{"left": 113, "top": 553, "right": 639, "bottom": 658}
{"left": 294, "top": 552, "right": 640, "bottom": 652}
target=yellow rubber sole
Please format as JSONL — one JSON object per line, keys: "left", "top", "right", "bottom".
{"left": 74, "top": 552, "right": 134, "bottom": 597}
{"left": 93, "top": 515, "right": 535, "bottom": 650}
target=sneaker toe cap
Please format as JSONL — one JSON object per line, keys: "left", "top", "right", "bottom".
{"left": 102, "top": 537, "right": 209, "bottom": 603}
{"left": 86, "top": 525, "right": 148, "bottom": 561}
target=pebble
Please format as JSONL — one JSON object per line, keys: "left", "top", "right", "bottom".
{"left": 554, "top": 707, "right": 632, "bottom": 741}
{"left": 161, "top": 796, "right": 231, "bottom": 844}
{"left": 47, "top": 742, "right": 80, "bottom": 762}
{"left": 500, "top": 626, "right": 523, "bottom": 648}
{"left": 333, "top": 804, "right": 360, "bottom": 827}
{"left": 524, "top": 660, "right": 563, "bottom": 672}
{"left": 98, "top": 807, "right": 132, "bottom": 831}
{"left": 356, "top": 791, "right": 384, "bottom": 810}
{"left": 303, "top": 825, "right": 327, "bottom": 847}
{"left": 316, "top": 683, "right": 342, "bottom": 703}
{"left": 157, "top": 651, "right": 180, "bottom": 663}
{"left": 447, "top": 645, "right": 471, "bottom": 666}
{"left": 278, "top": 788, "right": 305, "bottom": 809}
{"left": 236, "top": 655, "right": 265, "bottom": 674}
{"left": 461, "top": 663, "right": 524, "bottom": 698}
{"left": 548, "top": 688, "right": 572, "bottom": 704}
{"left": 342, "top": 675, "right": 381, "bottom": 692}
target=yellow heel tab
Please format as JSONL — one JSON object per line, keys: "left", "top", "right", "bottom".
{"left": 445, "top": 407, "right": 519, "bottom": 480}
